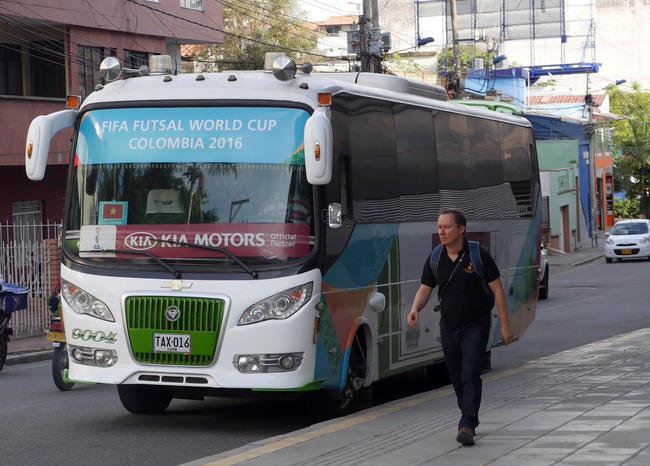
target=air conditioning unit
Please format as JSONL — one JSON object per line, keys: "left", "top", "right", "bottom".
{"left": 473, "top": 58, "right": 484, "bottom": 70}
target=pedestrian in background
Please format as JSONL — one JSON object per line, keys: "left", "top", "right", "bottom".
{"left": 407, "top": 209, "right": 513, "bottom": 446}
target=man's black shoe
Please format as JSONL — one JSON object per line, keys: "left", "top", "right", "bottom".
{"left": 456, "top": 426, "right": 475, "bottom": 446}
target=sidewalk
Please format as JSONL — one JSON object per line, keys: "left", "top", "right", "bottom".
{"left": 544, "top": 230, "right": 605, "bottom": 270}
{"left": 5, "top": 331, "right": 53, "bottom": 366}
{"left": 186, "top": 328, "right": 650, "bottom": 466}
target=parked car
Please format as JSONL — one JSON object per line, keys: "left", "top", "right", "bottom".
{"left": 604, "top": 219, "right": 650, "bottom": 263}
{"left": 538, "top": 242, "right": 549, "bottom": 299}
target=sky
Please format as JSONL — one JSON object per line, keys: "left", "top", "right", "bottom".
{"left": 301, "top": 0, "right": 357, "bottom": 21}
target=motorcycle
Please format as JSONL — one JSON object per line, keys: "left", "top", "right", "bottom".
{"left": 0, "top": 282, "right": 30, "bottom": 373}
{"left": 46, "top": 288, "right": 75, "bottom": 390}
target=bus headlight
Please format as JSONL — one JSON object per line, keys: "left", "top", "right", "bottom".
{"left": 238, "top": 283, "right": 312, "bottom": 325}
{"left": 62, "top": 280, "right": 114, "bottom": 322}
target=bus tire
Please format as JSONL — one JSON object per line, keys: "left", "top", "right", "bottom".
{"left": 117, "top": 385, "right": 173, "bottom": 414}
{"left": 322, "top": 336, "right": 370, "bottom": 417}
{"left": 52, "top": 344, "right": 75, "bottom": 391}
{"left": 538, "top": 265, "right": 549, "bottom": 299}
{"left": 0, "top": 333, "right": 8, "bottom": 371}
{"left": 0, "top": 335, "right": 7, "bottom": 372}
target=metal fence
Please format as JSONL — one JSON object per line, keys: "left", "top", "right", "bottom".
{"left": 1, "top": 222, "right": 61, "bottom": 338}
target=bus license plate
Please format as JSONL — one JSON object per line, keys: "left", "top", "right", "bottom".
{"left": 154, "top": 333, "right": 190, "bottom": 354}
{"left": 620, "top": 249, "right": 633, "bottom": 255}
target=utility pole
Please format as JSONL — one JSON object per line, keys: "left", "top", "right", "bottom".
{"left": 359, "top": 14, "right": 370, "bottom": 72}
{"left": 585, "top": 84, "right": 597, "bottom": 247}
{"left": 449, "top": 0, "right": 463, "bottom": 97}
{"left": 361, "top": 0, "right": 379, "bottom": 72}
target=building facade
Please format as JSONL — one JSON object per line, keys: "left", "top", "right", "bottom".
{"left": 0, "top": 0, "right": 222, "bottom": 227}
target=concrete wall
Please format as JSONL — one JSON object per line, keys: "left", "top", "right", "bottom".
{"left": 0, "top": 0, "right": 223, "bottom": 43}
{"left": 538, "top": 139, "right": 580, "bottom": 252}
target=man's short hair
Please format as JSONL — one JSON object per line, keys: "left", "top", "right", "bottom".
{"left": 439, "top": 209, "right": 467, "bottom": 228}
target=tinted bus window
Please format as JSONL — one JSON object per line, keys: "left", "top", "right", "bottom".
{"left": 394, "top": 105, "right": 439, "bottom": 221}
{"left": 434, "top": 112, "right": 471, "bottom": 191}
{"left": 501, "top": 123, "right": 534, "bottom": 216}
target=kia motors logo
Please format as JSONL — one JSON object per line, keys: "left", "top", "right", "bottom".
{"left": 124, "top": 231, "right": 157, "bottom": 250}
{"left": 165, "top": 306, "right": 181, "bottom": 322}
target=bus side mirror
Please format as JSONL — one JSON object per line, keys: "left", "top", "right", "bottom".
{"left": 25, "top": 110, "right": 76, "bottom": 181}
{"left": 304, "top": 107, "right": 332, "bottom": 185}
{"left": 328, "top": 203, "right": 342, "bottom": 229}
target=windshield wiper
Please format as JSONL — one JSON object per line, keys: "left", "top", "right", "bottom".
{"left": 92, "top": 248, "right": 183, "bottom": 279}
{"left": 83, "top": 242, "right": 259, "bottom": 280}
{"left": 162, "top": 239, "right": 259, "bottom": 279}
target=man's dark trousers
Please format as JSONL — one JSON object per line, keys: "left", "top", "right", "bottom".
{"left": 440, "top": 323, "right": 491, "bottom": 429}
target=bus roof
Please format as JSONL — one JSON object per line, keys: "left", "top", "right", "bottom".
{"left": 81, "top": 57, "right": 531, "bottom": 129}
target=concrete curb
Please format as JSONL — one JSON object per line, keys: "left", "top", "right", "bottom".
{"left": 5, "top": 349, "right": 53, "bottom": 366}
{"left": 571, "top": 254, "right": 603, "bottom": 267}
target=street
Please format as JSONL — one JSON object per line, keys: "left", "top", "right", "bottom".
{"left": 1, "top": 258, "right": 647, "bottom": 466}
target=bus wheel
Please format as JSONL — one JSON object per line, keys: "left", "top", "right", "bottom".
{"left": 323, "top": 339, "right": 370, "bottom": 417}
{"left": 117, "top": 385, "right": 173, "bottom": 414}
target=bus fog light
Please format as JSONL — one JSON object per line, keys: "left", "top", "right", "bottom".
{"left": 71, "top": 347, "right": 83, "bottom": 361}
{"left": 279, "top": 355, "right": 296, "bottom": 370}
{"left": 235, "top": 355, "right": 262, "bottom": 373}
{"left": 69, "top": 345, "right": 117, "bottom": 367}
{"left": 94, "top": 350, "right": 118, "bottom": 367}
{"left": 234, "top": 353, "right": 304, "bottom": 373}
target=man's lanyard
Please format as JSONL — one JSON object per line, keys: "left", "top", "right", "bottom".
{"left": 436, "top": 249, "right": 466, "bottom": 311}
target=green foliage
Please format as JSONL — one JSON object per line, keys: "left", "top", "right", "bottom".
{"left": 195, "top": 0, "right": 318, "bottom": 71}
{"left": 436, "top": 45, "right": 495, "bottom": 73}
{"left": 614, "top": 197, "right": 640, "bottom": 219}
{"left": 610, "top": 86, "right": 650, "bottom": 218}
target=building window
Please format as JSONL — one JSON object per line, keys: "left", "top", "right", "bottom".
{"left": 30, "top": 40, "right": 65, "bottom": 98}
{"left": 180, "top": 0, "right": 203, "bottom": 10}
{"left": 12, "top": 201, "right": 43, "bottom": 243}
{"left": 0, "top": 44, "right": 22, "bottom": 95}
{"left": 78, "top": 46, "right": 105, "bottom": 98}
{"left": 124, "top": 50, "right": 149, "bottom": 70}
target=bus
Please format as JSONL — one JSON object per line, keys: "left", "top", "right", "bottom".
{"left": 25, "top": 53, "right": 541, "bottom": 416}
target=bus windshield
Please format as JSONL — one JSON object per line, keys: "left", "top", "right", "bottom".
{"left": 64, "top": 106, "right": 314, "bottom": 268}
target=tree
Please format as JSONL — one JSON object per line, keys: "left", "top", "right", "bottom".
{"left": 610, "top": 85, "right": 650, "bottom": 219}
{"left": 194, "top": 0, "right": 319, "bottom": 72}
{"left": 436, "top": 45, "right": 495, "bottom": 74}
{"left": 435, "top": 45, "right": 497, "bottom": 98}
{"left": 614, "top": 197, "right": 640, "bottom": 219}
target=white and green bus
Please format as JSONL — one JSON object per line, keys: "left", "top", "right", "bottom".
{"left": 25, "top": 53, "right": 542, "bottom": 415}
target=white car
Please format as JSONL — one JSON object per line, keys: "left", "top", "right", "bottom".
{"left": 538, "top": 242, "right": 549, "bottom": 299}
{"left": 605, "top": 219, "right": 650, "bottom": 263}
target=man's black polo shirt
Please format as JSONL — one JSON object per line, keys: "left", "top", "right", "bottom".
{"left": 421, "top": 238, "right": 500, "bottom": 331}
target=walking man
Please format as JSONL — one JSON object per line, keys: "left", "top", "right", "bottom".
{"left": 407, "top": 209, "right": 513, "bottom": 446}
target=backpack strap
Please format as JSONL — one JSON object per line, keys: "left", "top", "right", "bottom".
{"left": 429, "top": 243, "right": 444, "bottom": 283}
{"left": 469, "top": 240, "right": 492, "bottom": 297}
